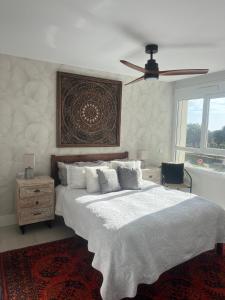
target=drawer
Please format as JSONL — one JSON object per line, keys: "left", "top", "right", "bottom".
{"left": 20, "top": 184, "right": 53, "bottom": 199}
{"left": 19, "top": 195, "right": 54, "bottom": 208}
{"left": 19, "top": 206, "right": 54, "bottom": 225}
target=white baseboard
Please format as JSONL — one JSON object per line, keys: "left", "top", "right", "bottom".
{"left": 0, "top": 214, "right": 16, "bottom": 227}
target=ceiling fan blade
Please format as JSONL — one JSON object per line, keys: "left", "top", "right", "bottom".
{"left": 125, "top": 76, "right": 145, "bottom": 86}
{"left": 159, "top": 69, "right": 209, "bottom": 76}
{"left": 120, "top": 60, "right": 147, "bottom": 73}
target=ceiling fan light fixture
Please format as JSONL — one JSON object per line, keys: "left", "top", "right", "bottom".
{"left": 145, "top": 58, "right": 159, "bottom": 80}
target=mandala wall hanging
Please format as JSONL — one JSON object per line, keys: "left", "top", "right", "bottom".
{"left": 56, "top": 72, "right": 122, "bottom": 147}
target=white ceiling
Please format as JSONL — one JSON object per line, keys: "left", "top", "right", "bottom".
{"left": 1, "top": 0, "right": 225, "bottom": 81}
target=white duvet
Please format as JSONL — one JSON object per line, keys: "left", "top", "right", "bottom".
{"left": 56, "top": 181, "right": 225, "bottom": 300}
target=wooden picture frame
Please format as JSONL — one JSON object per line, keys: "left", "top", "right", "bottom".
{"left": 56, "top": 72, "right": 122, "bottom": 147}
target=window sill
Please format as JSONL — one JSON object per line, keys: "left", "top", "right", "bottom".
{"left": 185, "top": 165, "right": 225, "bottom": 177}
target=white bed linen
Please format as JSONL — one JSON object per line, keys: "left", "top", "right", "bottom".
{"left": 56, "top": 181, "right": 225, "bottom": 300}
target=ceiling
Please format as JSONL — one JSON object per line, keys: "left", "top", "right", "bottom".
{"left": 1, "top": 0, "right": 225, "bottom": 81}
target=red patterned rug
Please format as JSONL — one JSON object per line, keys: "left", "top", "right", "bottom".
{"left": 0, "top": 236, "right": 224, "bottom": 300}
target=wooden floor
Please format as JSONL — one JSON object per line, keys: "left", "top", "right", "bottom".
{"left": 0, "top": 217, "right": 74, "bottom": 253}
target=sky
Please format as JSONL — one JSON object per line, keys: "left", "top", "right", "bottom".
{"left": 187, "top": 98, "right": 225, "bottom": 131}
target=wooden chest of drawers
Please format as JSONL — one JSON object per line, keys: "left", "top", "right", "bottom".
{"left": 142, "top": 167, "right": 161, "bottom": 184}
{"left": 16, "top": 176, "right": 55, "bottom": 233}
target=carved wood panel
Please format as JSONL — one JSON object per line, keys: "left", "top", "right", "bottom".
{"left": 57, "top": 72, "right": 122, "bottom": 147}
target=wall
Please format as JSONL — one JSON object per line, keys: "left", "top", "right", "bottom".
{"left": 174, "top": 72, "right": 225, "bottom": 210}
{"left": 0, "top": 53, "right": 174, "bottom": 226}
{"left": 186, "top": 166, "right": 225, "bottom": 209}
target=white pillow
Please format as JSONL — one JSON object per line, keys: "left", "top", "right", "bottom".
{"left": 67, "top": 165, "right": 86, "bottom": 189}
{"left": 75, "top": 160, "right": 110, "bottom": 167}
{"left": 57, "top": 161, "right": 109, "bottom": 187}
{"left": 111, "top": 160, "right": 136, "bottom": 169}
{"left": 134, "top": 160, "right": 141, "bottom": 169}
{"left": 111, "top": 160, "right": 141, "bottom": 170}
{"left": 85, "top": 166, "right": 109, "bottom": 193}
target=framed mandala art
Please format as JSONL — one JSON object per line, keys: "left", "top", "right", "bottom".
{"left": 56, "top": 72, "right": 122, "bottom": 147}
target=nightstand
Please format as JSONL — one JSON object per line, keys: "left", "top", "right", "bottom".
{"left": 142, "top": 167, "right": 161, "bottom": 184}
{"left": 16, "top": 176, "right": 55, "bottom": 234}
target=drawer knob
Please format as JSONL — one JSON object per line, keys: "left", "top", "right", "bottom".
{"left": 35, "top": 201, "right": 39, "bottom": 205}
{"left": 33, "top": 212, "right": 41, "bottom": 216}
{"left": 34, "top": 189, "right": 40, "bottom": 193}
{"left": 149, "top": 175, "right": 153, "bottom": 178}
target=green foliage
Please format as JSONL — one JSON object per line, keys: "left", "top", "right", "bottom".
{"left": 208, "top": 125, "right": 225, "bottom": 148}
{"left": 187, "top": 124, "right": 225, "bottom": 149}
{"left": 186, "top": 123, "right": 201, "bottom": 147}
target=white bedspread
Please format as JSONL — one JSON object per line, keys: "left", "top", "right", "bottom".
{"left": 56, "top": 181, "right": 225, "bottom": 300}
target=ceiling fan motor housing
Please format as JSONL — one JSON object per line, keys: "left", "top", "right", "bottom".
{"left": 145, "top": 59, "right": 159, "bottom": 80}
{"left": 145, "top": 44, "right": 158, "bottom": 54}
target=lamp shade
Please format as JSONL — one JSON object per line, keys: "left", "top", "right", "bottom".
{"left": 138, "top": 150, "right": 148, "bottom": 160}
{"left": 24, "top": 153, "right": 35, "bottom": 169}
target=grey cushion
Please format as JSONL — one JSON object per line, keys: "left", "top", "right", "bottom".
{"left": 97, "top": 168, "right": 121, "bottom": 194}
{"left": 117, "top": 167, "right": 141, "bottom": 190}
{"left": 58, "top": 163, "right": 68, "bottom": 186}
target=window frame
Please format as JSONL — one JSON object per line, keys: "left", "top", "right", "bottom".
{"left": 173, "top": 90, "right": 225, "bottom": 161}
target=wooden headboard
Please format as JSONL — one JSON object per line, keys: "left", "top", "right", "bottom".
{"left": 51, "top": 151, "right": 129, "bottom": 185}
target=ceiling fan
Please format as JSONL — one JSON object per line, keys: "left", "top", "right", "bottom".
{"left": 120, "top": 44, "right": 209, "bottom": 85}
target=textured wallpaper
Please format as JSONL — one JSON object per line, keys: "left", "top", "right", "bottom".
{"left": 0, "top": 53, "right": 174, "bottom": 218}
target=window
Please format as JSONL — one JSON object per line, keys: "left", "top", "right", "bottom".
{"left": 175, "top": 95, "right": 225, "bottom": 172}
{"left": 176, "top": 151, "right": 225, "bottom": 172}
{"left": 207, "top": 97, "right": 225, "bottom": 149}
{"left": 177, "top": 99, "right": 203, "bottom": 148}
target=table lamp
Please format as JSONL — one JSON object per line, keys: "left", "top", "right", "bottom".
{"left": 138, "top": 150, "right": 148, "bottom": 168}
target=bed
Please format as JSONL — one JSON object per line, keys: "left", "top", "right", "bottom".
{"left": 51, "top": 152, "right": 225, "bottom": 300}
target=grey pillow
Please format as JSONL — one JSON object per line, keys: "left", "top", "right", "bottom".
{"left": 117, "top": 167, "right": 141, "bottom": 190}
{"left": 58, "top": 163, "right": 68, "bottom": 186}
{"left": 97, "top": 169, "right": 121, "bottom": 194}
